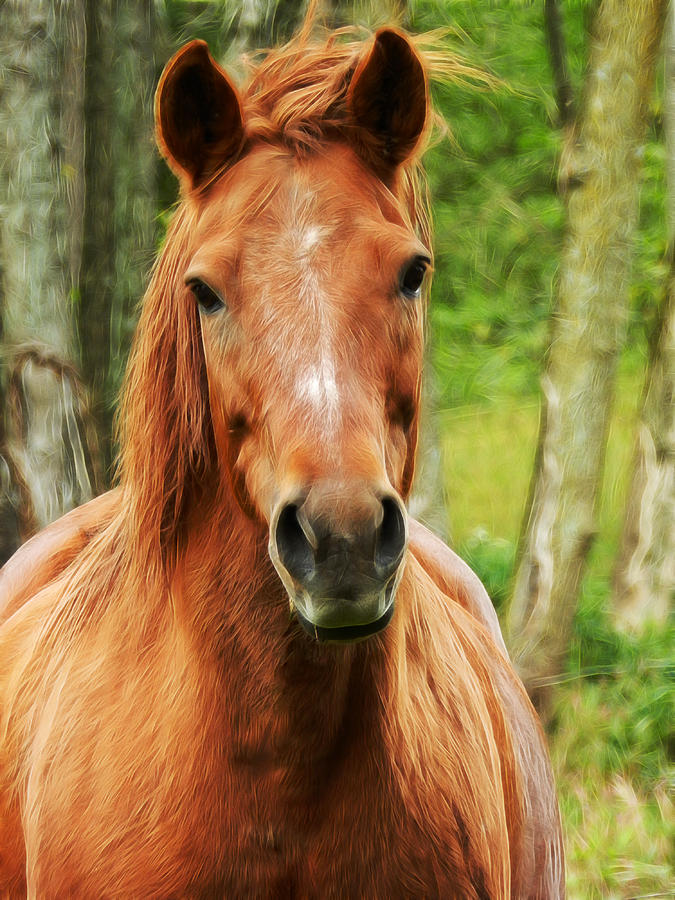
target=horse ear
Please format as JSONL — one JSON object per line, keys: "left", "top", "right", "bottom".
{"left": 347, "top": 28, "right": 428, "bottom": 175}
{"left": 156, "top": 40, "right": 244, "bottom": 190}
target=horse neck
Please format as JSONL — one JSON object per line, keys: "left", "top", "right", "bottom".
{"left": 173, "top": 488, "right": 382, "bottom": 770}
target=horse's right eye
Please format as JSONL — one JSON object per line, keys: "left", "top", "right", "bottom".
{"left": 187, "top": 278, "right": 225, "bottom": 314}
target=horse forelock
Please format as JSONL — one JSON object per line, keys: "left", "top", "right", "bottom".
{"left": 198, "top": 27, "right": 441, "bottom": 248}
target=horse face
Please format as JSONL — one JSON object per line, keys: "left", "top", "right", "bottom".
{"left": 186, "top": 145, "right": 428, "bottom": 639}
{"left": 157, "top": 31, "right": 430, "bottom": 640}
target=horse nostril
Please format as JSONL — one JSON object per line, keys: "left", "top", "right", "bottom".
{"left": 273, "top": 503, "right": 316, "bottom": 582}
{"left": 374, "top": 496, "right": 407, "bottom": 576}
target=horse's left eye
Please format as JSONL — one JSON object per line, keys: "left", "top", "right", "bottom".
{"left": 399, "top": 256, "right": 430, "bottom": 299}
{"left": 187, "top": 278, "right": 225, "bottom": 314}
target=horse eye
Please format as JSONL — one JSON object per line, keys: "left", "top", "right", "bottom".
{"left": 399, "top": 256, "right": 430, "bottom": 299}
{"left": 187, "top": 278, "right": 225, "bottom": 314}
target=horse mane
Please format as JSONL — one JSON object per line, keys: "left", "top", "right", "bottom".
{"left": 239, "top": 27, "right": 435, "bottom": 248}
{"left": 117, "top": 201, "right": 216, "bottom": 563}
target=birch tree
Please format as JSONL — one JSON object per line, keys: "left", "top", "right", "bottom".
{"left": 613, "top": 1, "right": 675, "bottom": 630}
{"left": 0, "top": 1, "right": 161, "bottom": 563}
{"left": 0, "top": 0, "right": 100, "bottom": 555}
{"left": 507, "top": 0, "right": 667, "bottom": 711}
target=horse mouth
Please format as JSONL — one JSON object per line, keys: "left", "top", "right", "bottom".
{"left": 295, "top": 601, "right": 394, "bottom": 642}
{"left": 291, "top": 578, "right": 398, "bottom": 643}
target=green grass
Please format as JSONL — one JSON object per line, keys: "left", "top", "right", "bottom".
{"left": 440, "top": 399, "right": 538, "bottom": 547}
{"left": 551, "top": 622, "right": 674, "bottom": 899}
{"left": 439, "top": 352, "right": 646, "bottom": 579}
{"left": 439, "top": 399, "right": 537, "bottom": 612}
{"left": 439, "top": 358, "right": 673, "bottom": 897}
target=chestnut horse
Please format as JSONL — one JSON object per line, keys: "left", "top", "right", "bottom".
{"left": 0, "top": 25, "right": 564, "bottom": 898}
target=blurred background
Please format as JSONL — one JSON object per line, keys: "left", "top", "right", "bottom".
{"left": 0, "top": 1, "right": 672, "bottom": 895}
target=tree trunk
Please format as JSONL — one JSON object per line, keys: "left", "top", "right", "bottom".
{"left": 0, "top": 0, "right": 101, "bottom": 549}
{"left": 612, "top": 271, "right": 674, "bottom": 629}
{"left": 507, "top": 0, "right": 667, "bottom": 711}
{"left": 79, "top": 0, "right": 159, "bottom": 477}
{"left": 612, "top": 0, "right": 675, "bottom": 629}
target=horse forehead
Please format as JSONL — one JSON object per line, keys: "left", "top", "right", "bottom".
{"left": 244, "top": 146, "right": 379, "bottom": 224}
{"left": 201, "top": 145, "right": 397, "bottom": 261}
{"left": 240, "top": 176, "right": 358, "bottom": 302}
{"left": 279, "top": 178, "right": 335, "bottom": 256}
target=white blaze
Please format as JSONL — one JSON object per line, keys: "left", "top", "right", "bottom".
{"left": 289, "top": 217, "right": 341, "bottom": 431}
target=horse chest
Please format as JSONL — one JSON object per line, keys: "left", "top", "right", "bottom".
{"left": 26, "top": 761, "right": 488, "bottom": 900}
{"left": 210, "top": 748, "right": 490, "bottom": 900}
{"left": 210, "top": 779, "right": 434, "bottom": 899}
{"left": 21, "top": 677, "right": 393, "bottom": 896}
{"left": 212, "top": 753, "right": 395, "bottom": 897}
{"left": 21, "top": 633, "right": 500, "bottom": 898}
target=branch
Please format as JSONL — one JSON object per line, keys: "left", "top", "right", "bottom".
{"left": 544, "top": 0, "right": 575, "bottom": 128}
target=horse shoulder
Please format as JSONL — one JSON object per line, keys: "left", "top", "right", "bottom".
{"left": 414, "top": 562, "right": 565, "bottom": 899}
{"left": 0, "top": 580, "right": 68, "bottom": 897}
{"left": 0, "top": 489, "right": 122, "bottom": 895}
{"left": 408, "top": 517, "right": 508, "bottom": 657}
{"left": 0, "top": 489, "right": 121, "bottom": 626}
{"left": 477, "top": 636, "right": 566, "bottom": 898}
{"left": 0, "top": 571, "right": 218, "bottom": 898}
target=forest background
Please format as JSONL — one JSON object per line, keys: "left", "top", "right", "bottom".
{"left": 0, "top": 0, "right": 672, "bottom": 896}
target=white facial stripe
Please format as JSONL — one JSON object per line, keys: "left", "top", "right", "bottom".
{"left": 299, "top": 225, "right": 322, "bottom": 254}
{"left": 287, "top": 208, "right": 341, "bottom": 431}
{"left": 296, "top": 356, "right": 340, "bottom": 425}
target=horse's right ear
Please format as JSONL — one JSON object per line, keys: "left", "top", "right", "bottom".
{"left": 156, "top": 41, "right": 244, "bottom": 190}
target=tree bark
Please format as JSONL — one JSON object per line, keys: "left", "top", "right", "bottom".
{"left": 612, "top": 0, "right": 675, "bottom": 629}
{"left": 0, "top": 0, "right": 101, "bottom": 548}
{"left": 79, "top": 0, "right": 159, "bottom": 477}
{"left": 507, "top": 0, "right": 667, "bottom": 711}
{"left": 612, "top": 271, "right": 674, "bottom": 629}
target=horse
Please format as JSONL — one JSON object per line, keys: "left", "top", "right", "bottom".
{"left": 0, "top": 23, "right": 564, "bottom": 898}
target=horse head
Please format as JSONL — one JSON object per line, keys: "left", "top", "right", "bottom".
{"left": 147, "top": 29, "right": 430, "bottom": 641}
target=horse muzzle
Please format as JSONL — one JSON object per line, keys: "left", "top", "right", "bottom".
{"left": 268, "top": 482, "right": 408, "bottom": 642}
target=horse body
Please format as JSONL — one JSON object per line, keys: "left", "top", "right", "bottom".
{"left": 0, "top": 24, "right": 564, "bottom": 898}
{"left": 0, "top": 502, "right": 559, "bottom": 898}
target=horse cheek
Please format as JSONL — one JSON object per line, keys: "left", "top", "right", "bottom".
{"left": 385, "top": 422, "right": 409, "bottom": 494}
{"left": 230, "top": 428, "right": 277, "bottom": 523}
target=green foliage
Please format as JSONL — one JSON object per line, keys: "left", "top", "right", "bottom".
{"left": 408, "top": 0, "right": 663, "bottom": 411}
{"left": 633, "top": 125, "right": 669, "bottom": 339}
{"left": 409, "top": 0, "right": 570, "bottom": 406}
{"left": 457, "top": 529, "right": 515, "bottom": 614}
{"left": 551, "top": 607, "right": 673, "bottom": 897}
{"left": 160, "top": 0, "right": 304, "bottom": 58}
{"left": 564, "top": 584, "right": 673, "bottom": 787}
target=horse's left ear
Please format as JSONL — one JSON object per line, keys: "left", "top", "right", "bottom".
{"left": 156, "top": 40, "right": 244, "bottom": 190}
{"left": 347, "top": 29, "right": 428, "bottom": 175}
